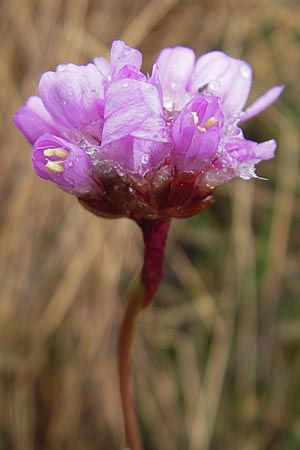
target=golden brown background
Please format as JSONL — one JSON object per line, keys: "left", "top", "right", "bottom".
{"left": 1, "top": 0, "right": 300, "bottom": 449}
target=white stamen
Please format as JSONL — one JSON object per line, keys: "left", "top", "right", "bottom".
{"left": 191, "top": 111, "right": 199, "bottom": 125}
{"left": 197, "top": 125, "right": 207, "bottom": 132}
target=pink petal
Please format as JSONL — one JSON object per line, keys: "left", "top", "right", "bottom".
{"left": 190, "top": 51, "right": 252, "bottom": 118}
{"left": 224, "top": 136, "right": 276, "bottom": 163}
{"left": 13, "top": 96, "right": 61, "bottom": 144}
{"left": 110, "top": 40, "right": 142, "bottom": 80}
{"left": 93, "top": 56, "right": 111, "bottom": 77}
{"left": 102, "top": 78, "right": 170, "bottom": 146}
{"left": 155, "top": 47, "right": 195, "bottom": 91}
{"left": 190, "top": 51, "right": 230, "bottom": 90}
{"left": 239, "top": 85, "right": 284, "bottom": 122}
{"left": 39, "top": 63, "right": 105, "bottom": 139}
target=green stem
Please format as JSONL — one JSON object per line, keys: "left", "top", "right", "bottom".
{"left": 118, "top": 219, "right": 170, "bottom": 450}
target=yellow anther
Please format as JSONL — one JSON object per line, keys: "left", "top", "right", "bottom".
{"left": 43, "top": 148, "right": 68, "bottom": 159}
{"left": 191, "top": 111, "right": 199, "bottom": 125}
{"left": 54, "top": 148, "right": 68, "bottom": 158}
{"left": 197, "top": 125, "right": 207, "bottom": 132}
{"left": 45, "top": 161, "right": 64, "bottom": 173}
{"left": 204, "top": 117, "right": 217, "bottom": 128}
{"left": 43, "top": 149, "right": 56, "bottom": 157}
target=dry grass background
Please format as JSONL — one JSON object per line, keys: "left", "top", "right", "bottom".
{"left": 0, "top": 0, "right": 300, "bottom": 449}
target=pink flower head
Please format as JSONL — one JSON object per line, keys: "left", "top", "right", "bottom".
{"left": 14, "top": 40, "right": 283, "bottom": 219}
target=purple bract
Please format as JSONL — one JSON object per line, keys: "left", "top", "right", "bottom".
{"left": 14, "top": 40, "right": 283, "bottom": 220}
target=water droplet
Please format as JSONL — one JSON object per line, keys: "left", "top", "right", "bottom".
{"left": 122, "top": 81, "right": 129, "bottom": 88}
{"left": 124, "top": 49, "right": 130, "bottom": 55}
{"left": 239, "top": 64, "right": 251, "bottom": 78}
{"left": 141, "top": 154, "right": 150, "bottom": 164}
{"left": 163, "top": 95, "right": 173, "bottom": 111}
{"left": 85, "top": 144, "right": 98, "bottom": 158}
{"left": 57, "top": 64, "right": 67, "bottom": 72}
{"left": 206, "top": 182, "right": 215, "bottom": 189}
{"left": 232, "top": 127, "right": 242, "bottom": 136}
{"left": 68, "top": 161, "right": 74, "bottom": 168}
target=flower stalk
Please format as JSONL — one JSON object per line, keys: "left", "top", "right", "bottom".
{"left": 118, "top": 219, "right": 170, "bottom": 450}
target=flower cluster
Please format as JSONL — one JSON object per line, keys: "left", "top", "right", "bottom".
{"left": 14, "top": 40, "right": 283, "bottom": 220}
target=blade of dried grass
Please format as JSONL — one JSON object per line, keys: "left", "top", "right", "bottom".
{"left": 169, "top": 244, "right": 224, "bottom": 332}
{"left": 259, "top": 108, "right": 300, "bottom": 380}
{"left": 176, "top": 336, "right": 208, "bottom": 450}
{"left": 232, "top": 179, "right": 259, "bottom": 450}
{"left": 121, "top": 0, "right": 179, "bottom": 47}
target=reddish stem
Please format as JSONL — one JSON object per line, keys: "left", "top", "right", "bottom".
{"left": 139, "top": 219, "right": 171, "bottom": 307}
{"left": 118, "top": 219, "right": 170, "bottom": 450}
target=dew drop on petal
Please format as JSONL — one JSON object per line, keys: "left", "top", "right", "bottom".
{"left": 141, "top": 154, "right": 150, "bottom": 164}
{"left": 163, "top": 95, "right": 173, "bottom": 111}
{"left": 239, "top": 64, "right": 251, "bottom": 78}
{"left": 122, "top": 81, "right": 129, "bottom": 88}
{"left": 206, "top": 183, "right": 216, "bottom": 189}
{"left": 57, "top": 65, "right": 67, "bottom": 72}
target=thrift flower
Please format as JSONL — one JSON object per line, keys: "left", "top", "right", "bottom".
{"left": 14, "top": 40, "right": 283, "bottom": 220}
